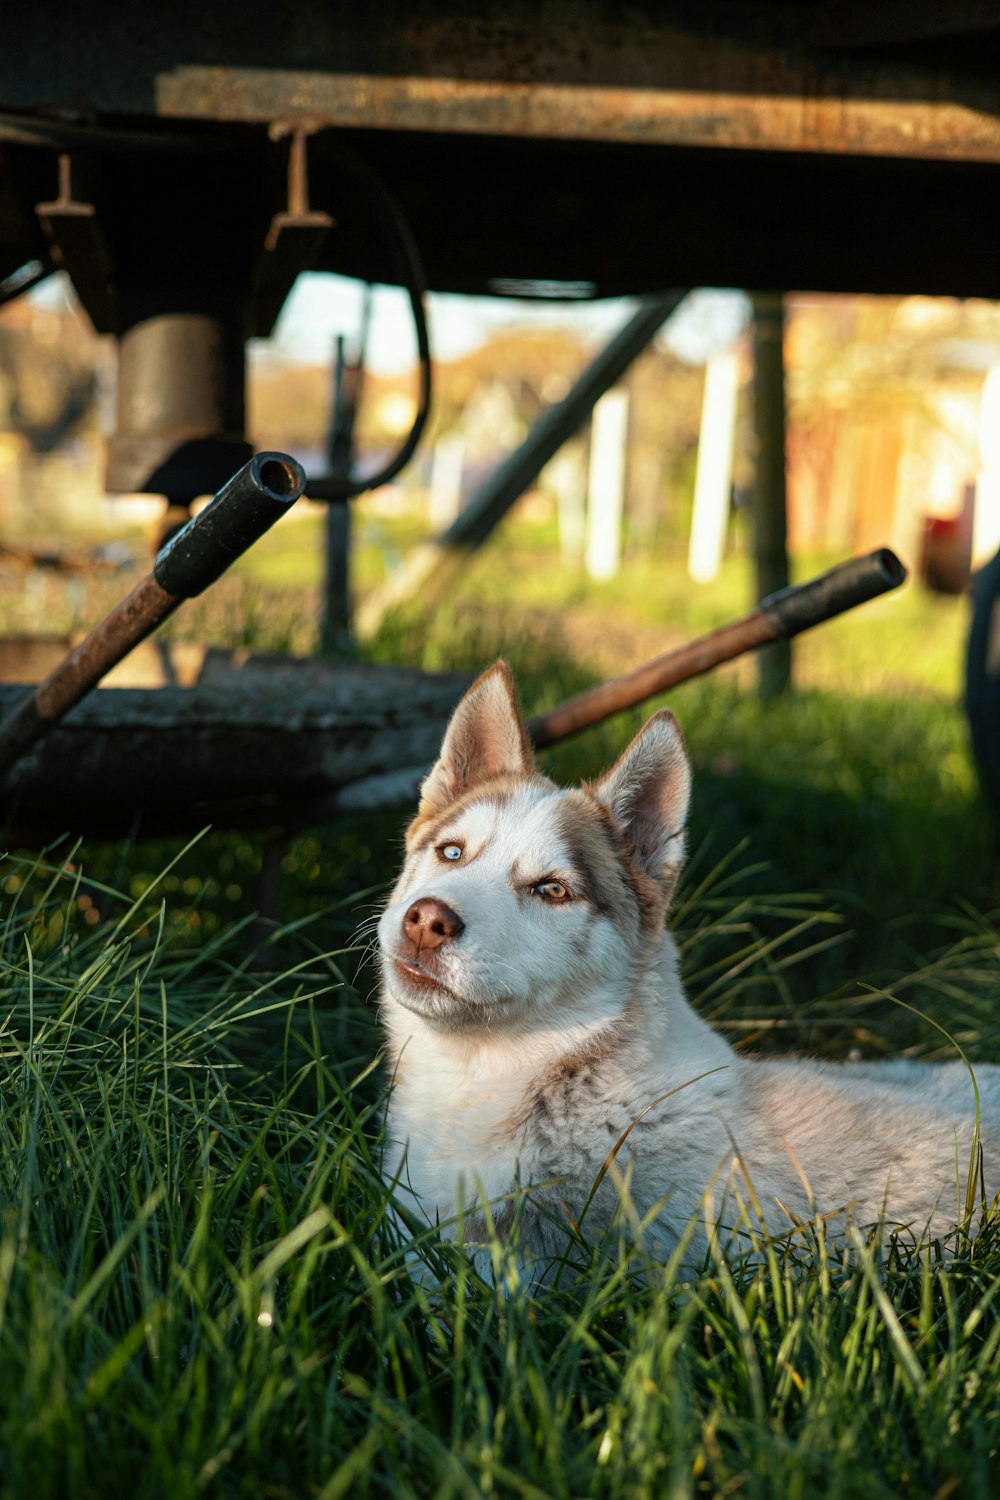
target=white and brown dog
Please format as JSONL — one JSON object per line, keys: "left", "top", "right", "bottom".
{"left": 378, "top": 662, "right": 1000, "bottom": 1275}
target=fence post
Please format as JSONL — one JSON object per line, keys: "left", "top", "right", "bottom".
{"left": 750, "top": 291, "right": 791, "bottom": 699}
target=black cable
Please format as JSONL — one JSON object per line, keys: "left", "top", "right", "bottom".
{"left": 304, "top": 143, "right": 432, "bottom": 501}
{"left": 0, "top": 259, "right": 50, "bottom": 304}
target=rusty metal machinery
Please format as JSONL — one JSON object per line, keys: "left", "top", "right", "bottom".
{"left": 528, "top": 549, "right": 907, "bottom": 747}
{"left": 0, "top": 3, "right": 999, "bottom": 516}
{"left": 3, "top": 122, "right": 433, "bottom": 515}
{"left": 0, "top": 15, "right": 995, "bottom": 456}
{"left": 0, "top": 3, "right": 998, "bottom": 831}
{"left": 4, "top": 5, "right": 1000, "bottom": 300}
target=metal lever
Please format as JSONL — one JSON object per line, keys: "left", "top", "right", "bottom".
{"left": 0, "top": 451, "right": 305, "bottom": 779}
{"left": 528, "top": 549, "right": 907, "bottom": 748}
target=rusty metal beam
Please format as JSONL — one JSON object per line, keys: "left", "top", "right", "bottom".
{"left": 151, "top": 73, "right": 1000, "bottom": 168}
{"left": 2, "top": 4, "right": 1000, "bottom": 165}
{"left": 2, "top": 6, "right": 1000, "bottom": 310}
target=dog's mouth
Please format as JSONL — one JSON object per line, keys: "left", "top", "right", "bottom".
{"left": 390, "top": 954, "right": 470, "bottom": 1007}
{"left": 388, "top": 952, "right": 523, "bottom": 1025}
{"left": 393, "top": 956, "right": 446, "bottom": 989}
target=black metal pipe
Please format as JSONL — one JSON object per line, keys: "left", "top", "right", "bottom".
{"left": 153, "top": 452, "right": 303, "bottom": 596}
{"left": 438, "top": 292, "right": 685, "bottom": 553}
{"left": 758, "top": 547, "right": 906, "bottom": 638}
{"left": 0, "top": 452, "right": 305, "bottom": 780}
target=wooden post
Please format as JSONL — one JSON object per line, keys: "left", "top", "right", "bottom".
{"left": 750, "top": 291, "right": 791, "bottom": 699}
{"left": 688, "top": 348, "right": 740, "bottom": 582}
{"left": 549, "top": 444, "right": 587, "bottom": 566}
{"left": 428, "top": 431, "right": 465, "bottom": 530}
{"left": 585, "top": 388, "right": 629, "bottom": 581}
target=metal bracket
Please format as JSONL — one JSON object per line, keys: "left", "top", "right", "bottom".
{"left": 250, "top": 128, "right": 334, "bottom": 337}
{"left": 35, "top": 153, "right": 117, "bottom": 333}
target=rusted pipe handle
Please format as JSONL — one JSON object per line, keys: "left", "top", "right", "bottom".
{"left": 154, "top": 451, "right": 305, "bottom": 597}
{"left": 0, "top": 451, "right": 306, "bottom": 781}
{"left": 528, "top": 547, "right": 907, "bottom": 748}
{"left": 760, "top": 547, "right": 906, "bottom": 639}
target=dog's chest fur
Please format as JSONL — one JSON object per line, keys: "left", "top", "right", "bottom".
{"left": 388, "top": 1030, "right": 533, "bottom": 1207}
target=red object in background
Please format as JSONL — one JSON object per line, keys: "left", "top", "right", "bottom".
{"left": 920, "top": 484, "right": 974, "bottom": 594}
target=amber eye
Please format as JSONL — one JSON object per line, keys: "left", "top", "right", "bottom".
{"left": 438, "top": 843, "right": 463, "bottom": 862}
{"left": 535, "top": 879, "right": 570, "bottom": 901}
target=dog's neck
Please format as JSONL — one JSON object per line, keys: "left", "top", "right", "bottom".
{"left": 384, "top": 930, "right": 733, "bottom": 1089}
{"left": 387, "top": 1007, "right": 623, "bottom": 1084}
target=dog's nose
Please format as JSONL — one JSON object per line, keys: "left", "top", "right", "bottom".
{"left": 402, "top": 897, "right": 465, "bottom": 952}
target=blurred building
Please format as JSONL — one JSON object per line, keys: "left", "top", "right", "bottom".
{"left": 785, "top": 295, "right": 1000, "bottom": 591}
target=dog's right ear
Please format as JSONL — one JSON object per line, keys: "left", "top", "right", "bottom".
{"left": 591, "top": 708, "right": 691, "bottom": 903}
{"left": 411, "top": 661, "right": 534, "bottom": 834}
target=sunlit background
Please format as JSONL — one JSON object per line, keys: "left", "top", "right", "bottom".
{"left": 3, "top": 272, "right": 998, "bottom": 613}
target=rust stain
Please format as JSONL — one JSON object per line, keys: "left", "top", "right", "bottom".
{"left": 155, "top": 67, "right": 1000, "bottom": 166}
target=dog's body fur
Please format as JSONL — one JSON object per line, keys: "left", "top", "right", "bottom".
{"left": 378, "top": 663, "right": 1000, "bottom": 1273}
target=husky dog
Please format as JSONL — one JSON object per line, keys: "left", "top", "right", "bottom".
{"left": 378, "top": 662, "right": 1000, "bottom": 1275}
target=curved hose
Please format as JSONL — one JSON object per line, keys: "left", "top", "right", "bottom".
{"left": 304, "top": 141, "right": 432, "bottom": 501}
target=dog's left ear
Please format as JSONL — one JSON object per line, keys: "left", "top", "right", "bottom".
{"left": 591, "top": 709, "right": 691, "bottom": 899}
{"left": 412, "top": 661, "right": 534, "bottom": 832}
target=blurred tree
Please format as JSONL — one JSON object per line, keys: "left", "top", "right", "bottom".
{"left": 0, "top": 285, "right": 97, "bottom": 455}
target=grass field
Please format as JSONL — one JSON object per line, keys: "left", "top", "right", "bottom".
{"left": 2, "top": 511, "right": 1000, "bottom": 1495}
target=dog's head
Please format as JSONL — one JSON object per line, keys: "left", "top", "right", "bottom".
{"left": 377, "top": 661, "right": 691, "bottom": 1033}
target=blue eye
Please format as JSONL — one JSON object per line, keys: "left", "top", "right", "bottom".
{"left": 439, "top": 843, "right": 463, "bottom": 862}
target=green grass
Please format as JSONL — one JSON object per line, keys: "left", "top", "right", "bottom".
{"left": 3, "top": 513, "right": 1000, "bottom": 1493}
{"left": 1, "top": 847, "right": 1000, "bottom": 1498}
